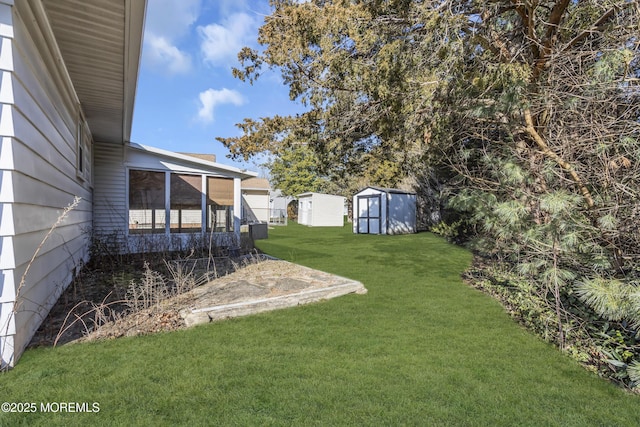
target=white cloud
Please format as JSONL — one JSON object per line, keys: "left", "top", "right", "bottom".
{"left": 197, "top": 13, "right": 257, "bottom": 65}
{"left": 142, "top": 0, "right": 201, "bottom": 74}
{"left": 145, "top": 34, "right": 192, "bottom": 75}
{"left": 145, "top": 0, "right": 201, "bottom": 39}
{"left": 197, "top": 88, "right": 245, "bottom": 123}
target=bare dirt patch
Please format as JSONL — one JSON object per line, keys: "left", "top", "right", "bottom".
{"left": 27, "top": 255, "right": 259, "bottom": 347}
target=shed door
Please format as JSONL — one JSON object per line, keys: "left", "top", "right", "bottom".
{"left": 357, "top": 195, "right": 381, "bottom": 234}
{"left": 299, "top": 199, "right": 311, "bottom": 225}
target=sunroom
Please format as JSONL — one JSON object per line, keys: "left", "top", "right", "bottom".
{"left": 93, "top": 143, "right": 257, "bottom": 254}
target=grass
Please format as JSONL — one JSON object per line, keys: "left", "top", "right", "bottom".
{"left": 1, "top": 222, "right": 639, "bottom": 426}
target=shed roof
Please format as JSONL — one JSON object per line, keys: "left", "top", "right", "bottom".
{"left": 297, "top": 192, "right": 345, "bottom": 199}
{"left": 357, "top": 186, "right": 416, "bottom": 195}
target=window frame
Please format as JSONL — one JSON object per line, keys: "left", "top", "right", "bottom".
{"left": 206, "top": 176, "right": 235, "bottom": 233}
{"left": 126, "top": 169, "right": 238, "bottom": 236}
{"left": 128, "top": 169, "right": 167, "bottom": 234}
{"left": 169, "top": 173, "right": 204, "bottom": 234}
{"left": 76, "top": 112, "right": 92, "bottom": 182}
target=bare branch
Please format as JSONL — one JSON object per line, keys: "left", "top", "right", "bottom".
{"left": 523, "top": 109, "right": 595, "bottom": 210}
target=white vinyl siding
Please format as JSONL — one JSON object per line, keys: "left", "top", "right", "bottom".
{"left": 1, "top": 2, "right": 92, "bottom": 367}
{"left": 92, "top": 141, "right": 126, "bottom": 255}
{"left": 297, "top": 193, "right": 345, "bottom": 227}
{"left": 242, "top": 191, "right": 270, "bottom": 223}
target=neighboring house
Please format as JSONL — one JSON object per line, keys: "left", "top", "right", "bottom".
{"left": 241, "top": 177, "right": 270, "bottom": 224}
{"left": 0, "top": 0, "right": 258, "bottom": 368}
{"left": 297, "top": 192, "right": 346, "bottom": 227}
{"left": 353, "top": 187, "right": 417, "bottom": 235}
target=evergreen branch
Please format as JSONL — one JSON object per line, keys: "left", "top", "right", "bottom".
{"left": 523, "top": 109, "right": 595, "bottom": 210}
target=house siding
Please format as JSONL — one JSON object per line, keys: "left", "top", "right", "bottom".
{"left": 242, "top": 191, "right": 270, "bottom": 223}
{"left": 93, "top": 141, "right": 127, "bottom": 252}
{"left": 0, "top": 2, "right": 92, "bottom": 367}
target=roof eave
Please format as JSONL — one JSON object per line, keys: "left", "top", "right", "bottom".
{"left": 129, "top": 143, "right": 258, "bottom": 179}
{"left": 122, "top": 0, "right": 146, "bottom": 143}
{"left": 42, "top": 0, "right": 147, "bottom": 144}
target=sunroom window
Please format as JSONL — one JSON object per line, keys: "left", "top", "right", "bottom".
{"left": 128, "top": 170, "right": 236, "bottom": 235}
{"left": 207, "top": 177, "right": 234, "bottom": 232}
{"left": 170, "top": 174, "right": 202, "bottom": 233}
{"left": 129, "top": 170, "right": 166, "bottom": 233}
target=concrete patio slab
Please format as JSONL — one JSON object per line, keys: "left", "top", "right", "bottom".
{"left": 178, "top": 260, "right": 367, "bottom": 327}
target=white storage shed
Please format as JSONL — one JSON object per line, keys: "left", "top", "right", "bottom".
{"left": 297, "top": 193, "right": 346, "bottom": 227}
{"left": 353, "top": 187, "right": 417, "bottom": 235}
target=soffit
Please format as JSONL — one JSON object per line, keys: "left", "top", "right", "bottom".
{"left": 42, "top": 0, "right": 146, "bottom": 143}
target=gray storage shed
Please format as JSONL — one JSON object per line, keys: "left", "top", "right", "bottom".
{"left": 353, "top": 187, "right": 417, "bottom": 235}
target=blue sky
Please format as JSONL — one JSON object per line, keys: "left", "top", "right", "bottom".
{"left": 130, "top": 0, "right": 304, "bottom": 173}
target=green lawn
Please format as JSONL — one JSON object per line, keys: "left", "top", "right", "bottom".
{"left": 1, "top": 223, "right": 639, "bottom": 426}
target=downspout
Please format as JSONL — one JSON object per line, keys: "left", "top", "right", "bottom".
{"left": 233, "top": 177, "right": 241, "bottom": 244}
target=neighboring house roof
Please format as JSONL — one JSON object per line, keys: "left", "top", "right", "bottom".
{"left": 241, "top": 178, "right": 271, "bottom": 191}
{"left": 42, "top": 0, "right": 146, "bottom": 143}
{"left": 180, "top": 153, "right": 217, "bottom": 163}
{"left": 129, "top": 143, "right": 258, "bottom": 179}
